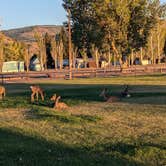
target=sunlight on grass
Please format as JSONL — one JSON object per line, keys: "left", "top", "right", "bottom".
{"left": 0, "top": 75, "right": 166, "bottom": 166}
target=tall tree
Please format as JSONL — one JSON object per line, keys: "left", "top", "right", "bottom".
{"left": 90, "top": 44, "right": 100, "bottom": 68}
{"left": 50, "top": 37, "right": 58, "bottom": 70}
{"left": 22, "top": 43, "right": 30, "bottom": 72}
{"left": 57, "top": 39, "right": 64, "bottom": 70}
{"left": 0, "top": 33, "right": 4, "bottom": 72}
{"left": 63, "top": 0, "right": 163, "bottom": 66}
{"left": 34, "top": 31, "right": 47, "bottom": 70}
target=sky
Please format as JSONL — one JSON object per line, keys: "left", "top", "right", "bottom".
{"left": 0, "top": 0, "right": 166, "bottom": 30}
{"left": 0, "top": 0, "right": 66, "bottom": 30}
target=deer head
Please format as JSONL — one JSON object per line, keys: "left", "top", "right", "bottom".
{"left": 50, "top": 94, "right": 57, "bottom": 101}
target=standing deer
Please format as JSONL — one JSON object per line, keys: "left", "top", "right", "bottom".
{"left": 0, "top": 86, "right": 6, "bottom": 99}
{"left": 30, "top": 85, "right": 44, "bottom": 102}
{"left": 50, "top": 94, "right": 68, "bottom": 109}
{"left": 99, "top": 88, "right": 119, "bottom": 102}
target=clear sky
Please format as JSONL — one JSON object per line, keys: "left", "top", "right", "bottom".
{"left": 0, "top": 0, "right": 66, "bottom": 30}
{"left": 0, "top": 0, "right": 166, "bottom": 30}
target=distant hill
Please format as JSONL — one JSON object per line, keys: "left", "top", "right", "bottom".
{"left": 3, "top": 25, "right": 63, "bottom": 55}
{"left": 3, "top": 25, "right": 63, "bottom": 43}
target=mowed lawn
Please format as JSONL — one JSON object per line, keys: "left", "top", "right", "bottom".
{"left": 0, "top": 75, "right": 166, "bottom": 166}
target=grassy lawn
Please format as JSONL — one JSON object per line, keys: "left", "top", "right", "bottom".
{"left": 0, "top": 75, "right": 166, "bottom": 166}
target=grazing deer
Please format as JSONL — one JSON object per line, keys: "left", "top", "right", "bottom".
{"left": 99, "top": 88, "right": 119, "bottom": 102}
{"left": 121, "top": 84, "right": 131, "bottom": 98}
{"left": 30, "top": 85, "right": 44, "bottom": 102}
{"left": 0, "top": 86, "right": 6, "bottom": 99}
{"left": 50, "top": 94, "right": 68, "bottom": 109}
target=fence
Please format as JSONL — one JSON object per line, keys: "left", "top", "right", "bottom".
{"left": 0, "top": 64, "right": 166, "bottom": 82}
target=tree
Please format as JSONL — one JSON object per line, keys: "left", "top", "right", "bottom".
{"left": 50, "top": 37, "right": 58, "bottom": 70}
{"left": 63, "top": 0, "right": 97, "bottom": 49}
{"left": 80, "top": 47, "right": 88, "bottom": 68}
{"left": 22, "top": 43, "right": 30, "bottom": 72}
{"left": 4, "top": 41, "right": 24, "bottom": 61}
{"left": 34, "top": 31, "right": 47, "bottom": 70}
{"left": 63, "top": 0, "right": 163, "bottom": 66}
{"left": 90, "top": 44, "right": 100, "bottom": 68}
{"left": 71, "top": 44, "right": 78, "bottom": 68}
{"left": 0, "top": 33, "right": 4, "bottom": 72}
{"left": 57, "top": 39, "right": 64, "bottom": 70}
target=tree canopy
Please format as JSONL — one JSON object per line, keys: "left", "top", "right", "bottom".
{"left": 63, "top": 0, "right": 166, "bottom": 61}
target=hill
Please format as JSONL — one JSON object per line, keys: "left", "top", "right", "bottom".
{"left": 3, "top": 25, "right": 62, "bottom": 43}
{"left": 3, "top": 25, "right": 63, "bottom": 55}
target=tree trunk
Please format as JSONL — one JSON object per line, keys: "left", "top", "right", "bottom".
{"left": 157, "top": 24, "right": 160, "bottom": 64}
{"left": 95, "top": 50, "right": 99, "bottom": 68}
{"left": 0, "top": 47, "right": 3, "bottom": 72}
{"left": 150, "top": 35, "right": 154, "bottom": 64}
{"left": 111, "top": 41, "right": 122, "bottom": 69}
{"left": 131, "top": 49, "right": 134, "bottom": 66}
{"left": 140, "top": 47, "right": 143, "bottom": 65}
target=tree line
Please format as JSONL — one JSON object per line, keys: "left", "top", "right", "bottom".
{"left": 0, "top": 27, "right": 68, "bottom": 72}
{"left": 63, "top": 0, "right": 166, "bottom": 67}
{"left": 0, "top": 0, "right": 166, "bottom": 72}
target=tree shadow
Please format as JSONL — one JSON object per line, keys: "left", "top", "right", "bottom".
{"left": 2, "top": 82, "right": 166, "bottom": 106}
{"left": 0, "top": 128, "right": 143, "bottom": 166}
{"left": 25, "top": 109, "right": 102, "bottom": 124}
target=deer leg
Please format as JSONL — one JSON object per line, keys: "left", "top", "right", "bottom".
{"left": 40, "top": 92, "right": 44, "bottom": 101}
{"left": 36, "top": 92, "right": 39, "bottom": 101}
{"left": 31, "top": 93, "right": 35, "bottom": 102}
{"left": 3, "top": 91, "right": 5, "bottom": 98}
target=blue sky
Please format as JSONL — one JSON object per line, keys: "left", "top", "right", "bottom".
{"left": 0, "top": 0, "right": 66, "bottom": 30}
{"left": 0, "top": 0, "right": 166, "bottom": 30}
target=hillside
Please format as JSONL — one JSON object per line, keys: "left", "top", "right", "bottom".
{"left": 3, "top": 25, "right": 63, "bottom": 55}
{"left": 3, "top": 25, "right": 62, "bottom": 43}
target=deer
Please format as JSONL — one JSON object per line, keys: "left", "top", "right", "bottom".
{"left": 50, "top": 94, "right": 68, "bottom": 110}
{"left": 121, "top": 84, "right": 131, "bottom": 98}
{"left": 99, "top": 88, "right": 119, "bottom": 102}
{"left": 30, "top": 85, "right": 44, "bottom": 102}
{"left": 0, "top": 86, "right": 6, "bottom": 99}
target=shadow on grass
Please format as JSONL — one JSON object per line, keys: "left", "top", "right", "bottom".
{"left": 0, "top": 128, "right": 143, "bottom": 166}
{"left": 95, "top": 142, "right": 166, "bottom": 166}
{"left": 25, "top": 109, "right": 102, "bottom": 124}
{"left": 1, "top": 82, "right": 166, "bottom": 108}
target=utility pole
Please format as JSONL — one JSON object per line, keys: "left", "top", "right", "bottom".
{"left": 0, "top": 18, "right": 4, "bottom": 84}
{"left": 67, "top": 8, "right": 72, "bottom": 80}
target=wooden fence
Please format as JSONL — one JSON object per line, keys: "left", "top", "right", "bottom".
{"left": 1, "top": 64, "right": 166, "bottom": 82}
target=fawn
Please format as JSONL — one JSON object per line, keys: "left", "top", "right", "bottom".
{"left": 99, "top": 88, "right": 119, "bottom": 102}
{"left": 30, "top": 85, "right": 44, "bottom": 102}
{"left": 0, "top": 86, "right": 6, "bottom": 99}
{"left": 50, "top": 94, "right": 68, "bottom": 110}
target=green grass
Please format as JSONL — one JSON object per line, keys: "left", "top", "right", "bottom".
{"left": 0, "top": 75, "right": 166, "bottom": 166}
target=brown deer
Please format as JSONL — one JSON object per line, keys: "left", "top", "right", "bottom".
{"left": 30, "top": 85, "right": 44, "bottom": 102}
{"left": 0, "top": 86, "right": 6, "bottom": 99}
{"left": 50, "top": 94, "right": 68, "bottom": 110}
{"left": 50, "top": 94, "right": 57, "bottom": 108}
{"left": 99, "top": 88, "right": 119, "bottom": 102}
